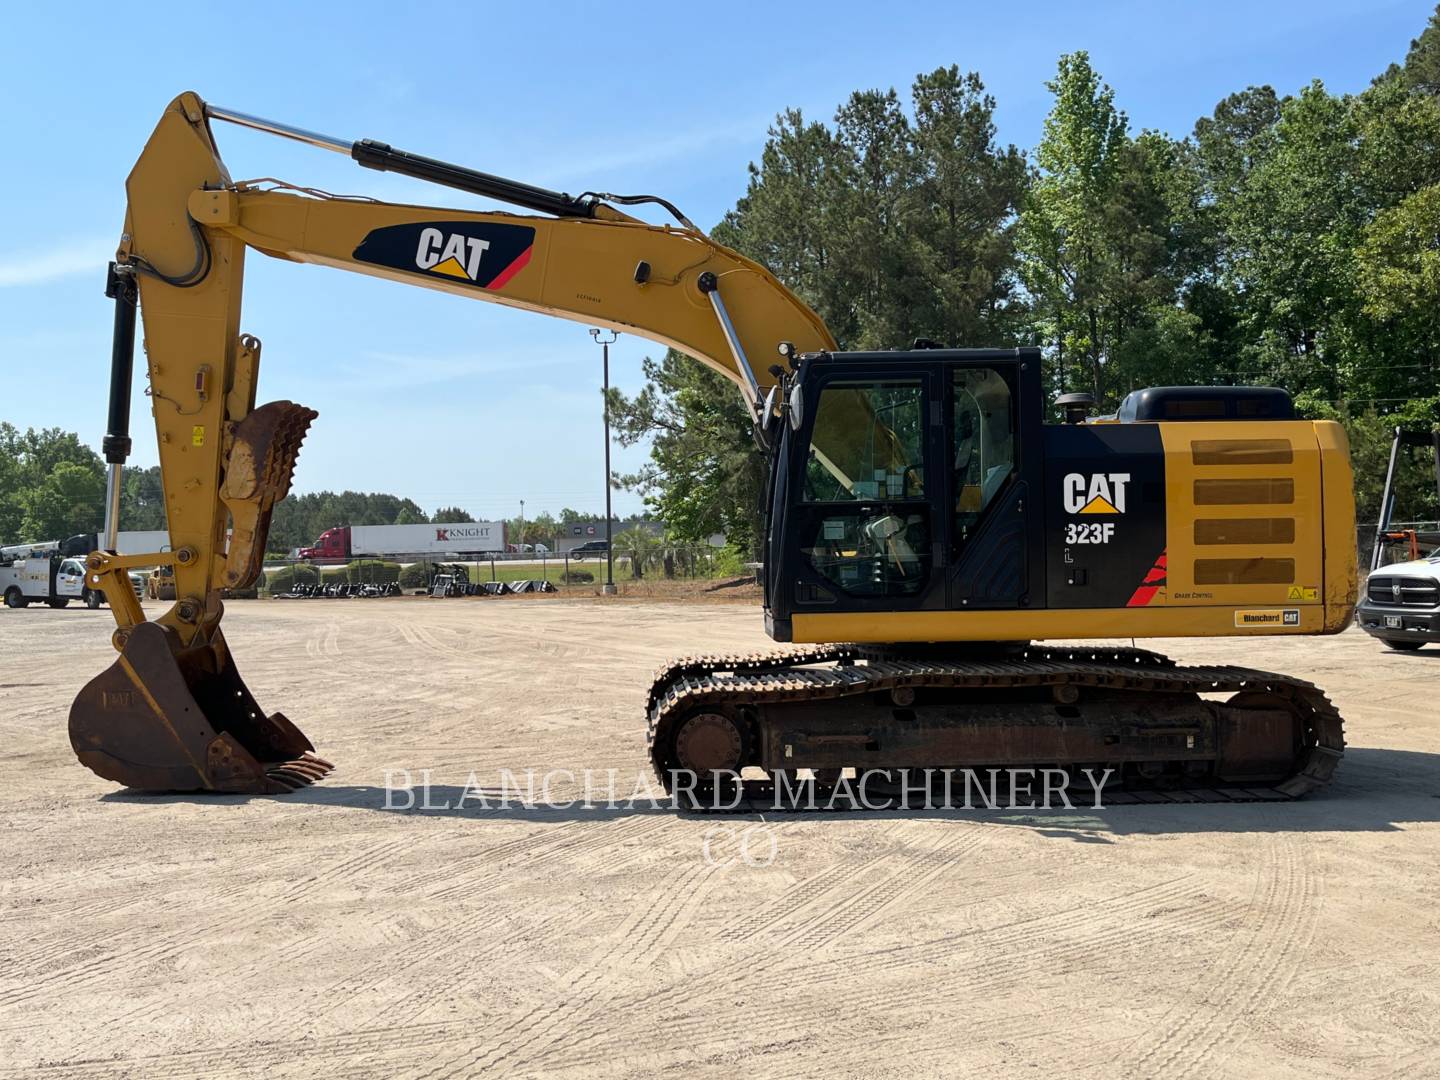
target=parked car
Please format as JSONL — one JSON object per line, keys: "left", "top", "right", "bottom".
{"left": 1356, "top": 555, "right": 1440, "bottom": 651}
{"left": 571, "top": 540, "right": 609, "bottom": 560}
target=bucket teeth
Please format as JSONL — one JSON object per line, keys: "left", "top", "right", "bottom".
{"left": 221, "top": 401, "right": 319, "bottom": 590}
{"left": 265, "top": 756, "right": 335, "bottom": 792}
{"left": 279, "top": 757, "right": 331, "bottom": 781}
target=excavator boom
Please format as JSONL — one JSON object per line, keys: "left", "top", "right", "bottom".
{"left": 71, "top": 92, "right": 832, "bottom": 793}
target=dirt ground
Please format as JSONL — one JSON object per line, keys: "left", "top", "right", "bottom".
{"left": 2, "top": 596, "right": 1438, "bottom": 1079}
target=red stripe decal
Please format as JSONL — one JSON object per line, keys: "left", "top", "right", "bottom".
{"left": 485, "top": 245, "right": 532, "bottom": 291}
{"left": 1126, "top": 549, "right": 1167, "bottom": 607}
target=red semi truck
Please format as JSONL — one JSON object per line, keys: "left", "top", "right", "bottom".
{"left": 297, "top": 522, "right": 507, "bottom": 562}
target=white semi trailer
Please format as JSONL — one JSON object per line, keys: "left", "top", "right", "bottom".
{"left": 297, "top": 522, "right": 507, "bottom": 562}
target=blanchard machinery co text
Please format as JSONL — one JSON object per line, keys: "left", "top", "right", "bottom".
{"left": 382, "top": 767, "right": 1120, "bottom": 812}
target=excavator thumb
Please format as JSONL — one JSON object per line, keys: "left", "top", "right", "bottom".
{"left": 221, "top": 401, "right": 319, "bottom": 591}
{"left": 69, "top": 621, "right": 332, "bottom": 793}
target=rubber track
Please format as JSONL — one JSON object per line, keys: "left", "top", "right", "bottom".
{"left": 645, "top": 645, "right": 1343, "bottom": 808}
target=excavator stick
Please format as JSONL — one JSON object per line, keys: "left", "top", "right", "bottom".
{"left": 69, "top": 621, "right": 331, "bottom": 793}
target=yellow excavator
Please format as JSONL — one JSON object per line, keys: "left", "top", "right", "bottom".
{"left": 70, "top": 93, "right": 1356, "bottom": 802}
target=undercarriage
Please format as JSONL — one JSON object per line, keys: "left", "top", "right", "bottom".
{"left": 646, "top": 645, "right": 1344, "bottom": 809}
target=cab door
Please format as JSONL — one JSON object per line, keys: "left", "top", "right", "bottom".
{"left": 943, "top": 356, "right": 1043, "bottom": 610}
{"left": 56, "top": 559, "right": 87, "bottom": 599}
{"left": 783, "top": 364, "right": 948, "bottom": 617}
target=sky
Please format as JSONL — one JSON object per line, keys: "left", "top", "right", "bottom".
{"left": 0, "top": 0, "right": 1432, "bottom": 523}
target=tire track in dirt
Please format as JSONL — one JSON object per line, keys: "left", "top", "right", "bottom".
{"left": 551, "top": 874, "right": 1213, "bottom": 1060}
{"left": 0, "top": 833, "right": 420, "bottom": 1013}
{"left": 8, "top": 888, "right": 162, "bottom": 970}
{"left": 420, "top": 813, "right": 670, "bottom": 903}
{"left": 714, "top": 862, "right": 855, "bottom": 942}
{"left": 279, "top": 834, "right": 416, "bottom": 903}
{"left": 713, "top": 820, "right": 946, "bottom": 946}
{"left": 271, "top": 814, "right": 674, "bottom": 1039}
{"left": 4, "top": 818, "right": 685, "bottom": 1077}
{"left": 299, "top": 619, "right": 341, "bottom": 659}
{"left": 1122, "top": 834, "right": 1316, "bottom": 1080}
{"left": 0, "top": 1022, "right": 466, "bottom": 1080}
{"left": 673, "top": 870, "right": 1201, "bottom": 1013}
{"left": 778, "top": 826, "right": 988, "bottom": 949}
{"left": 5, "top": 832, "right": 1213, "bottom": 1080}
{"left": 407, "top": 856, "right": 728, "bottom": 1080}
{"left": 546, "top": 875, "right": 1230, "bottom": 1073}
{"left": 382, "top": 908, "right": 580, "bottom": 1028}
{"left": 1, "top": 835, "right": 400, "bottom": 996}
{"left": 2, "top": 884, "right": 1225, "bottom": 1080}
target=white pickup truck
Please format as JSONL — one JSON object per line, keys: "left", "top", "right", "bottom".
{"left": 1357, "top": 555, "right": 1440, "bottom": 651}
{"left": 0, "top": 554, "right": 144, "bottom": 609}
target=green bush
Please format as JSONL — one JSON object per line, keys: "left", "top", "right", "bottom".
{"left": 265, "top": 564, "right": 320, "bottom": 595}
{"left": 562, "top": 569, "right": 594, "bottom": 584}
{"left": 399, "top": 561, "right": 436, "bottom": 588}
{"left": 321, "top": 559, "right": 402, "bottom": 585}
{"left": 710, "top": 545, "right": 749, "bottom": 578}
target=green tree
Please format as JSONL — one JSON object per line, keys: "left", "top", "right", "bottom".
{"left": 0, "top": 425, "right": 107, "bottom": 543}
{"left": 119, "top": 465, "right": 167, "bottom": 531}
{"left": 21, "top": 461, "right": 105, "bottom": 541}
{"left": 614, "top": 525, "right": 659, "bottom": 580}
{"left": 1379, "top": 4, "right": 1440, "bottom": 95}
{"left": 1017, "top": 51, "right": 1144, "bottom": 403}
{"left": 431, "top": 506, "right": 474, "bottom": 522}
{"left": 617, "top": 67, "right": 1027, "bottom": 546}
{"left": 906, "top": 67, "right": 1028, "bottom": 345}
{"left": 608, "top": 350, "right": 765, "bottom": 553}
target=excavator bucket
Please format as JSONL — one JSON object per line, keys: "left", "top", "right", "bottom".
{"left": 69, "top": 620, "right": 331, "bottom": 793}
{"left": 66, "top": 395, "right": 326, "bottom": 794}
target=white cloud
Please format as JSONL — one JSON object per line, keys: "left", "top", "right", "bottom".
{"left": 0, "top": 239, "right": 113, "bottom": 287}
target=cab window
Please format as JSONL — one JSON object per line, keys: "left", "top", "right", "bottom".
{"left": 953, "top": 367, "right": 1014, "bottom": 546}
{"left": 799, "top": 379, "right": 930, "bottom": 597}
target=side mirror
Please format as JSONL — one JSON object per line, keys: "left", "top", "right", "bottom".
{"left": 753, "top": 385, "right": 781, "bottom": 454}
{"left": 762, "top": 384, "right": 779, "bottom": 423}
{"left": 788, "top": 380, "right": 805, "bottom": 431}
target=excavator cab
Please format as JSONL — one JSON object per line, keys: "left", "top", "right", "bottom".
{"left": 763, "top": 347, "right": 1355, "bottom": 645}
{"left": 764, "top": 348, "right": 1039, "bottom": 641}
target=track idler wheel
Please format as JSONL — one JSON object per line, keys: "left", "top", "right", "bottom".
{"left": 68, "top": 621, "right": 331, "bottom": 794}
{"left": 669, "top": 709, "right": 752, "bottom": 808}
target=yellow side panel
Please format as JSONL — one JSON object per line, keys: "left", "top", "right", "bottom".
{"left": 1158, "top": 421, "right": 1324, "bottom": 612}
{"left": 791, "top": 419, "right": 1357, "bottom": 644}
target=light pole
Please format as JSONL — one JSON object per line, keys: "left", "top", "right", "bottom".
{"left": 518, "top": 499, "right": 525, "bottom": 552}
{"left": 589, "top": 328, "right": 618, "bottom": 595}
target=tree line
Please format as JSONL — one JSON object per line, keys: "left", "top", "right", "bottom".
{"left": 612, "top": 7, "right": 1440, "bottom": 551}
{"left": 0, "top": 425, "right": 647, "bottom": 551}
